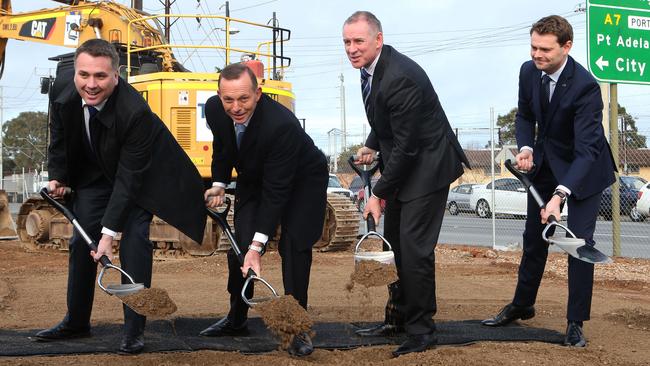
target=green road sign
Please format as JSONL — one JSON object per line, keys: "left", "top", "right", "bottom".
{"left": 587, "top": 0, "right": 650, "bottom": 85}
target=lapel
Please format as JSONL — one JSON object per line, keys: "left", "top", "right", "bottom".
{"left": 367, "top": 45, "right": 389, "bottom": 123}
{"left": 545, "top": 56, "right": 574, "bottom": 123}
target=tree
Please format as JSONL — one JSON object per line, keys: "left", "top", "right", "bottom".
{"left": 496, "top": 107, "right": 518, "bottom": 146}
{"left": 2, "top": 111, "right": 48, "bottom": 172}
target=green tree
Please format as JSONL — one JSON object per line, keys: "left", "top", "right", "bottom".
{"left": 2, "top": 111, "right": 48, "bottom": 172}
{"left": 496, "top": 107, "right": 518, "bottom": 146}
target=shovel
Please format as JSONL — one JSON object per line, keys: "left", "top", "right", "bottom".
{"left": 205, "top": 197, "right": 279, "bottom": 307}
{"left": 347, "top": 156, "right": 395, "bottom": 264}
{"left": 39, "top": 187, "right": 145, "bottom": 296}
{"left": 504, "top": 160, "right": 612, "bottom": 264}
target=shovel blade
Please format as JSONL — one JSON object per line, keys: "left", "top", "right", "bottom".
{"left": 105, "top": 283, "right": 145, "bottom": 296}
{"left": 548, "top": 236, "right": 612, "bottom": 264}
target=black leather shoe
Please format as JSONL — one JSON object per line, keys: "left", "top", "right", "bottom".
{"left": 563, "top": 321, "right": 586, "bottom": 347}
{"left": 287, "top": 332, "right": 314, "bottom": 357}
{"left": 199, "top": 317, "right": 249, "bottom": 337}
{"left": 392, "top": 333, "right": 437, "bottom": 357}
{"left": 481, "top": 303, "right": 535, "bottom": 327}
{"left": 119, "top": 334, "right": 145, "bottom": 354}
{"left": 355, "top": 323, "right": 405, "bottom": 337}
{"left": 33, "top": 322, "right": 91, "bottom": 342}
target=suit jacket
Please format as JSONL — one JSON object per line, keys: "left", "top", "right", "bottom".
{"left": 48, "top": 78, "right": 207, "bottom": 244}
{"left": 515, "top": 56, "right": 616, "bottom": 199}
{"left": 205, "top": 94, "right": 328, "bottom": 249}
{"left": 365, "top": 45, "right": 469, "bottom": 201}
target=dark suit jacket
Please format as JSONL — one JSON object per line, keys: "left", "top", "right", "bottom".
{"left": 205, "top": 94, "right": 328, "bottom": 249}
{"left": 48, "top": 78, "right": 207, "bottom": 244}
{"left": 515, "top": 56, "right": 616, "bottom": 199}
{"left": 365, "top": 45, "right": 469, "bottom": 201}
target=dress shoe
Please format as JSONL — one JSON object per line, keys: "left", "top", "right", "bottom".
{"left": 119, "top": 334, "right": 145, "bottom": 354}
{"left": 287, "top": 332, "right": 314, "bottom": 357}
{"left": 563, "top": 321, "right": 587, "bottom": 347}
{"left": 481, "top": 303, "right": 535, "bottom": 327}
{"left": 199, "top": 317, "right": 249, "bottom": 337}
{"left": 355, "top": 323, "right": 405, "bottom": 337}
{"left": 392, "top": 333, "right": 438, "bottom": 357}
{"left": 33, "top": 322, "right": 91, "bottom": 342}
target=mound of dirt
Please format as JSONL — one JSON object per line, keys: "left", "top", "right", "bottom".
{"left": 118, "top": 287, "right": 177, "bottom": 317}
{"left": 348, "top": 260, "right": 398, "bottom": 288}
{"left": 255, "top": 295, "right": 313, "bottom": 348}
{"left": 604, "top": 307, "right": 650, "bottom": 331}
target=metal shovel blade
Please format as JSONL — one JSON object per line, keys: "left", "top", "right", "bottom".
{"left": 105, "top": 283, "right": 145, "bottom": 296}
{"left": 547, "top": 235, "right": 613, "bottom": 264}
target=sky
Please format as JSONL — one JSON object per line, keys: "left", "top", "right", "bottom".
{"left": 3, "top": 0, "right": 650, "bottom": 155}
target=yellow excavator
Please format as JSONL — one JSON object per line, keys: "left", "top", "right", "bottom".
{"left": 1, "top": 0, "right": 359, "bottom": 257}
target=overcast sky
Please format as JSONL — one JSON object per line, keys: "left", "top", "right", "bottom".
{"left": 4, "top": 0, "right": 650, "bottom": 153}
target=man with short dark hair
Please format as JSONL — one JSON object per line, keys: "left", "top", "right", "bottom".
{"left": 37, "top": 38, "right": 206, "bottom": 354}
{"left": 482, "top": 15, "right": 616, "bottom": 348}
{"left": 200, "top": 62, "right": 328, "bottom": 357}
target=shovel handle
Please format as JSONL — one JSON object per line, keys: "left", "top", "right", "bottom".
{"left": 504, "top": 159, "right": 546, "bottom": 208}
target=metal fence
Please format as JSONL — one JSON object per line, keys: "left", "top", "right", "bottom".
{"left": 328, "top": 128, "right": 650, "bottom": 260}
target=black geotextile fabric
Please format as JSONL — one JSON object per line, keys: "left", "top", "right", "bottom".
{"left": 0, "top": 318, "right": 564, "bottom": 356}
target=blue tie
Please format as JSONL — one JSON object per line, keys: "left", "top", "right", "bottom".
{"left": 541, "top": 74, "right": 551, "bottom": 112}
{"left": 360, "top": 68, "right": 371, "bottom": 116}
{"left": 86, "top": 105, "right": 99, "bottom": 148}
{"left": 235, "top": 123, "right": 246, "bottom": 149}
{"left": 88, "top": 105, "right": 99, "bottom": 120}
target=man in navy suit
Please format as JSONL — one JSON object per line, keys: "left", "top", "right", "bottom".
{"left": 482, "top": 15, "right": 616, "bottom": 348}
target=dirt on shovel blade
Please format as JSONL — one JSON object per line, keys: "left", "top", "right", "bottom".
{"left": 255, "top": 295, "right": 313, "bottom": 348}
{"left": 118, "top": 287, "right": 178, "bottom": 317}
{"left": 348, "top": 260, "right": 398, "bottom": 288}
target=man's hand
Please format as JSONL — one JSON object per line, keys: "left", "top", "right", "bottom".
{"left": 541, "top": 195, "right": 562, "bottom": 224}
{"left": 241, "top": 243, "right": 262, "bottom": 277}
{"left": 205, "top": 186, "right": 225, "bottom": 208}
{"left": 515, "top": 150, "right": 534, "bottom": 172}
{"left": 355, "top": 146, "right": 377, "bottom": 165}
{"left": 363, "top": 195, "right": 383, "bottom": 227}
{"left": 47, "top": 180, "right": 67, "bottom": 199}
{"left": 91, "top": 234, "right": 114, "bottom": 264}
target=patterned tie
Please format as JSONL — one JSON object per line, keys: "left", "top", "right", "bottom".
{"left": 360, "top": 68, "right": 371, "bottom": 116}
{"left": 235, "top": 123, "right": 246, "bottom": 149}
{"left": 541, "top": 74, "right": 551, "bottom": 113}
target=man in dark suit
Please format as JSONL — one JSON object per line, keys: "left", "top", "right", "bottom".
{"left": 199, "top": 63, "right": 328, "bottom": 357}
{"left": 481, "top": 15, "right": 616, "bottom": 348}
{"left": 343, "top": 11, "right": 469, "bottom": 357}
{"left": 36, "top": 39, "right": 206, "bottom": 354}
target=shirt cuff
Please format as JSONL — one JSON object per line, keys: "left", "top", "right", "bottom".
{"left": 556, "top": 185, "right": 572, "bottom": 196}
{"left": 520, "top": 146, "right": 533, "bottom": 153}
{"left": 101, "top": 227, "right": 117, "bottom": 238}
{"left": 253, "top": 232, "right": 269, "bottom": 245}
{"left": 212, "top": 182, "right": 227, "bottom": 188}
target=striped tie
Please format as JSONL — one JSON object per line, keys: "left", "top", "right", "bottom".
{"left": 360, "top": 68, "right": 371, "bottom": 117}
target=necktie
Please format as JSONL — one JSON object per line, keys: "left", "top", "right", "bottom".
{"left": 235, "top": 123, "right": 246, "bottom": 149}
{"left": 360, "top": 68, "right": 371, "bottom": 116}
{"left": 86, "top": 105, "right": 99, "bottom": 148}
{"left": 541, "top": 74, "right": 551, "bottom": 113}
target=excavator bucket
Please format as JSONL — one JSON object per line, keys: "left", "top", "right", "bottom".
{"left": 0, "top": 190, "right": 18, "bottom": 239}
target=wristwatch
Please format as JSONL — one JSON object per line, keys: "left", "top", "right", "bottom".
{"left": 553, "top": 189, "right": 567, "bottom": 204}
{"left": 248, "top": 243, "right": 265, "bottom": 255}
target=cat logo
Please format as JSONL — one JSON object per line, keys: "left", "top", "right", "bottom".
{"left": 19, "top": 18, "right": 56, "bottom": 40}
{"left": 31, "top": 21, "right": 47, "bottom": 38}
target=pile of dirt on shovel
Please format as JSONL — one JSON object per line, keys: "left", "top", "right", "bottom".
{"left": 118, "top": 287, "right": 178, "bottom": 317}
{"left": 255, "top": 295, "right": 313, "bottom": 348}
{"left": 348, "top": 260, "right": 398, "bottom": 289}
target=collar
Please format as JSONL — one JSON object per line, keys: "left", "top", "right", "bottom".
{"left": 81, "top": 99, "right": 107, "bottom": 111}
{"left": 541, "top": 57, "right": 568, "bottom": 83}
{"left": 362, "top": 49, "right": 382, "bottom": 76}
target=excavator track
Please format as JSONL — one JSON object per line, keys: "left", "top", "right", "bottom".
{"left": 314, "top": 194, "right": 360, "bottom": 252}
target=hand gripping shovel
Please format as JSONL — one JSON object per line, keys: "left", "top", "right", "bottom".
{"left": 347, "top": 156, "right": 395, "bottom": 265}
{"left": 40, "top": 187, "right": 145, "bottom": 295}
{"left": 504, "top": 160, "right": 612, "bottom": 264}
{"left": 205, "top": 197, "right": 279, "bottom": 307}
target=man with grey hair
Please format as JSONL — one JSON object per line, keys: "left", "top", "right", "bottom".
{"left": 343, "top": 11, "right": 469, "bottom": 357}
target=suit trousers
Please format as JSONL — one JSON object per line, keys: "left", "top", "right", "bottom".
{"left": 64, "top": 178, "right": 153, "bottom": 336}
{"left": 382, "top": 186, "right": 449, "bottom": 335}
{"left": 227, "top": 201, "right": 313, "bottom": 325}
{"left": 513, "top": 159, "right": 600, "bottom": 321}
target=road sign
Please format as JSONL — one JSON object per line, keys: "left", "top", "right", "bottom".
{"left": 587, "top": 0, "right": 650, "bottom": 85}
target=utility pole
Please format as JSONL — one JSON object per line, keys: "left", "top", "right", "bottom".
{"left": 131, "top": 0, "right": 143, "bottom": 10}
{"left": 0, "top": 86, "right": 3, "bottom": 190}
{"left": 339, "top": 73, "right": 347, "bottom": 150}
{"left": 157, "top": 0, "right": 176, "bottom": 42}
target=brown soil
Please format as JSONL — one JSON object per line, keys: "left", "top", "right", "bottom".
{"left": 348, "top": 260, "right": 398, "bottom": 288}
{"left": 255, "top": 295, "right": 313, "bottom": 348}
{"left": 0, "top": 241, "right": 649, "bottom": 365}
{"left": 118, "top": 287, "right": 178, "bottom": 318}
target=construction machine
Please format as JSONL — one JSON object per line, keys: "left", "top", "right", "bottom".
{"left": 2, "top": 0, "right": 359, "bottom": 257}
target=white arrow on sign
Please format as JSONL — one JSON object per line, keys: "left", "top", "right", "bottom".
{"left": 596, "top": 56, "right": 609, "bottom": 71}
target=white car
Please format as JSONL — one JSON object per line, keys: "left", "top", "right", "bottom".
{"left": 469, "top": 177, "right": 568, "bottom": 219}
{"left": 632, "top": 182, "right": 650, "bottom": 222}
{"left": 327, "top": 174, "right": 353, "bottom": 200}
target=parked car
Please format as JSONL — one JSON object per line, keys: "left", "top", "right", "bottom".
{"left": 633, "top": 182, "right": 650, "bottom": 222}
{"left": 327, "top": 174, "right": 353, "bottom": 200}
{"left": 446, "top": 183, "right": 476, "bottom": 215}
{"left": 469, "top": 177, "right": 568, "bottom": 219}
{"left": 599, "top": 175, "right": 647, "bottom": 220}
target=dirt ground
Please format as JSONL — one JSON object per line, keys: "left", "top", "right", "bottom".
{"left": 1, "top": 239, "right": 649, "bottom": 365}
